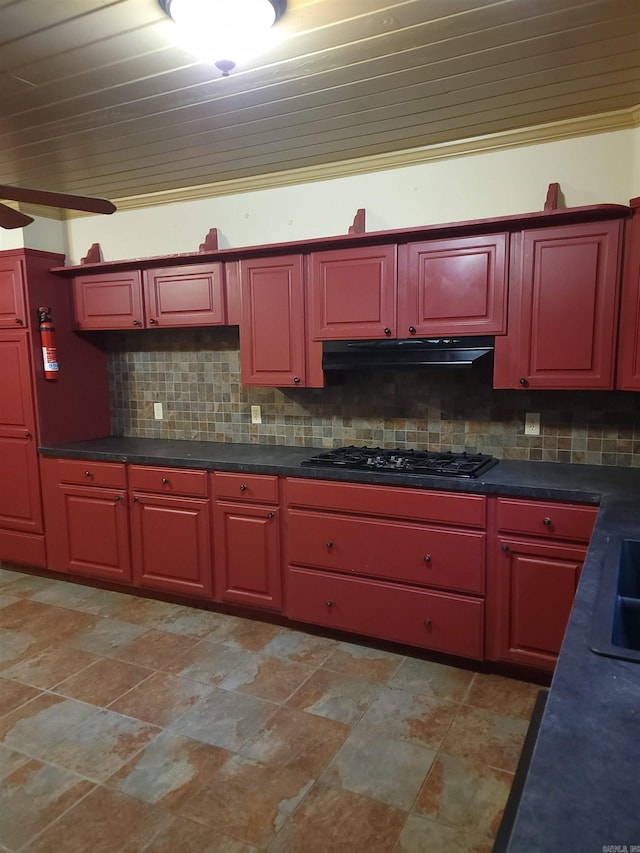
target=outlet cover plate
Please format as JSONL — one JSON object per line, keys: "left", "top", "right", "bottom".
{"left": 525, "top": 412, "right": 540, "bottom": 436}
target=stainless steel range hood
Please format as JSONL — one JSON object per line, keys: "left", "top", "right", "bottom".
{"left": 322, "top": 336, "right": 495, "bottom": 370}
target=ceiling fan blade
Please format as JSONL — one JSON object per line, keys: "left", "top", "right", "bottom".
{"left": 0, "top": 184, "right": 116, "bottom": 215}
{"left": 0, "top": 202, "right": 34, "bottom": 229}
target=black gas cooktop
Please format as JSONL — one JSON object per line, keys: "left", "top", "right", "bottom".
{"left": 300, "top": 447, "right": 499, "bottom": 478}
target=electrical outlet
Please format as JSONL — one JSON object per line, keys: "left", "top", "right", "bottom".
{"left": 251, "top": 405, "right": 262, "bottom": 424}
{"left": 524, "top": 412, "right": 540, "bottom": 436}
{"left": 153, "top": 402, "right": 163, "bottom": 420}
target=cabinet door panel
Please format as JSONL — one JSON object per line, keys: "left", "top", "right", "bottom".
{"left": 62, "top": 486, "right": 131, "bottom": 582}
{"left": 310, "top": 245, "right": 397, "bottom": 340}
{"left": 0, "top": 331, "right": 35, "bottom": 433}
{"left": 617, "top": 198, "right": 640, "bottom": 389}
{"left": 143, "top": 263, "right": 226, "bottom": 327}
{"left": 73, "top": 271, "right": 144, "bottom": 330}
{"left": 490, "top": 537, "right": 586, "bottom": 670}
{"left": 0, "top": 435, "right": 42, "bottom": 534}
{"left": 399, "top": 235, "right": 507, "bottom": 336}
{"left": 288, "top": 509, "right": 485, "bottom": 594}
{"left": 131, "top": 494, "right": 211, "bottom": 596}
{"left": 240, "top": 255, "right": 306, "bottom": 386}
{"left": 214, "top": 502, "right": 281, "bottom": 610}
{"left": 494, "top": 221, "right": 622, "bottom": 389}
{"left": 0, "top": 256, "right": 27, "bottom": 328}
{"left": 287, "top": 567, "right": 484, "bottom": 659}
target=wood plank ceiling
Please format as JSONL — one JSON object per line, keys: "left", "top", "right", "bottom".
{"left": 0, "top": 0, "right": 638, "bottom": 206}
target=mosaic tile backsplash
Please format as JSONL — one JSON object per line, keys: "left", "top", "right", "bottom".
{"left": 106, "top": 327, "right": 640, "bottom": 467}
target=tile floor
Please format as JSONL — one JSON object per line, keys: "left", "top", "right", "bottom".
{"left": 0, "top": 565, "right": 540, "bottom": 852}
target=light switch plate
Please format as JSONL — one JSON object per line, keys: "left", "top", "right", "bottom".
{"left": 153, "top": 402, "right": 164, "bottom": 420}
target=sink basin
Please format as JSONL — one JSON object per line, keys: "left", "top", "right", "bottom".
{"left": 591, "top": 539, "right": 640, "bottom": 663}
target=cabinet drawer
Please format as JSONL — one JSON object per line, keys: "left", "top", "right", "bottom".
{"left": 288, "top": 509, "right": 485, "bottom": 594}
{"left": 287, "top": 567, "right": 484, "bottom": 659}
{"left": 214, "top": 472, "right": 278, "bottom": 503}
{"left": 496, "top": 498, "right": 597, "bottom": 542}
{"left": 57, "top": 458, "right": 127, "bottom": 489}
{"left": 286, "top": 478, "right": 486, "bottom": 527}
{"left": 129, "top": 465, "right": 208, "bottom": 497}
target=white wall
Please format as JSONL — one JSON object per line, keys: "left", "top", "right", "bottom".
{"left": 7, "top": 126, "right": 639, "bottom": 263}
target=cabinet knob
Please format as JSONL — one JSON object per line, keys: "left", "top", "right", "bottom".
{"left": 326, "top": 540, "right": 333, "bottom": 549}
{"left": 15, "top": 318, "right": 23, "bottom": 325}
{"left": 267, "top": 512, "right": 275, "bottom": 519}
{"left": 240, "top": 484, "right": 247, "bottom": 492}
{"left": 543, "top": 517, "right": 552, "bottom": 526}
{"left": 24, "top": 431, "right": 32, "bottom": 439}
{"left": 501, "top": 544, "right": 509, "bottom": 552}
{"left": 85, "top": 470, "right": 92, "bottom": 477}
{"left": 293, "top": 377, "right": 301, "bottom": 384}
{"left": 408, "top": 325, "right": 416, "bottom": 335}
{"left": 326, "top": 600, "right": 333, "bottom": 608}
{"left": 115, "top": 495, "right": 122, "bottom": 502}
{"left": 161, "top": 477, "right": 169, "bottom": 485}
{"left": 132, "top": 319, "right": 141, "bottom": 326}
{"left": 149, "top": 318, "right": 157, "bottom": 325}
{"left": 384, "top": 327, "right": 391, "bottom": 336}
{"left": 423, "top": 554, "right": 431, "bottom": 563}
{"left": 132, "top": 496, "right": 138, "bottom": 503}
{"left": 519, "top": 377, "right": 529, "bottom": 387}
{"left": 424, "top": 618, "right": 432, "bottom": 628}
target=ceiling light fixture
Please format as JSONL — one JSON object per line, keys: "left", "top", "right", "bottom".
{"left": 158, "top": 0, "right": 287, "bottom": 76}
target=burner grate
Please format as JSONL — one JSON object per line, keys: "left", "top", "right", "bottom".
{"left": 300, "top": 446, "right": 498, "bottom": 478}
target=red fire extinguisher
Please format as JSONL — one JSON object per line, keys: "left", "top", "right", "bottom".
{"left": 38, "top": 307, "right": 59, "bottom": 380}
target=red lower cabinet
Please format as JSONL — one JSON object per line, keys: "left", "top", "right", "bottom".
{"left": 287, "top": 567, "right": 484, "bottom": 659}
{"left": 213, "top": 502, "right": 281, "bottom": 610}
{"left": 129, "top": 465, "right": 212, "bottom": 597}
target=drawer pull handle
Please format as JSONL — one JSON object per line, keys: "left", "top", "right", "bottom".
{"left": 326, "top": 600, "right": 333, "bottom": 608}
{"left": 267, "top": 512, "right": 275, "bottom": 519}
{"left": 424, "top": 618, "right": 432, "bottom": 628}
{"left": 326, "top": 541, "right": 333, "bottom": 549}
{"left": 543, "top": 517, "right": 552, "bottom": 526}
{"left": 240, "top": 484, "right": 247, "bottom": 492}
{"left": 501, "top": 544, "right": 509, "bottom": 552}
{"left": 423, "top": 554, "right": 431, "bottom": 563}
{"left": 85, "top": 470, "right": 92, "bottom": 477}
{"left": 162, "top": 478, "right": 170, "bottom": 484}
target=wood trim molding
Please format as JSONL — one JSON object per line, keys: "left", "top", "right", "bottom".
{"left": 57, "top": 105, "right": 640, "bottom": 220}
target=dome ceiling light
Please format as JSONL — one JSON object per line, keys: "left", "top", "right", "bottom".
{"left": 158, "top": 0, "right": 287, "bottom": 76}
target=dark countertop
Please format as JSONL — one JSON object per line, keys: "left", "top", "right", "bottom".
{"left": 39, "top": 436, "right": 640, "bottom": 849}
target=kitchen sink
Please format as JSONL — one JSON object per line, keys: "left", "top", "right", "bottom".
{"left": 591, "top": 539, "right": 640, "bottom": 663}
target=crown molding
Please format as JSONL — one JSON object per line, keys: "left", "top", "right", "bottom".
{"left": 68, "top": 105, "right": 639, "bottom": 217}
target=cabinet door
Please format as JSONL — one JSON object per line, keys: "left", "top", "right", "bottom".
{"left": 310, "top": 245, "right": 397, "bottom": 340}
{"left": 214, "top": 501, "right": 281, "bottom": 611}
{"left": 494, "top": 221, "right": 623, "bottom": 390}
{"left": 0, "top": 256, "right": 27, "bottom": 328}
{"left": 488, "top": 536, "right": 586, "bottom": 670}
{"left": 398, "top": 234, "right": 507, "bottom": 336}
{"left": 0, "top": 332, "right": 42, "bottom": 536}
{"left": 240, "top": 255, "right": 307, "bottom": 386}
{"left": 130, "top": 493, "right": 212, "bottom": 596}
{"left": 61, "top": 485, "right": 131, "bottom": 582}
{"left": 73, "top": 271, "right": 144, "bottom": 330}
{"left": 143, "top": 263, "right": 226, "bottom": 328}
{"left": 617, "top": 197, "right": 640, "bottom": 390}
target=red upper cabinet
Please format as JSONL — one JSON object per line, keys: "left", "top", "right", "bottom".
{"left": 310, "top": 245, "right": 397, "bottom": 340}
{"left": 494, "top": 220, "right": 624, "bottom": 390}
{"left": 0, "top": 256, "right": 27, "bottom": 328}
{"left": 73, "top": 263, "right": 226, "bottom": 330}
{"left": 73, "top": 270, "right": 144, "bottom": 330}
{"left": 398, "top": 234, "right": 508, "bottom": 337}
{"left": 240, "top": 254, "right": 322, "bottom": 387}
{"left": 617, "top": 197, "right": 640, "bottom": 390}
{"left": 143, "top": 263, "right": 225, "bottom": 328}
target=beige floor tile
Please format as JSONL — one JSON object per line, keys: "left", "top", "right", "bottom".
{"left": 53, "top": 657, "right": 154, "bottom": 706}
{"left": 143, "top": 813, "right": 258, "bottom": 852}
{"left": 465, "top": 673, "right": 542, "bottom": 719}
{"left": 395, "top": 812, "right": 495, "bottom": 853}
{"left": 108, "top": 670, "right": 214, "bottom": 727}
{"left": 0, "top": 678, "right": 43, "bottom": 718}
{"left": 321, "top": 641, "right": 405, "bottom": 683}
{"left": 439, "top": 705, "right": 529, "bottom": 773}
{"left": 220, "top": 653, "right": 314, "bottom": 704}
{"left": 1, "top": 645, "right": 98, "bottom": 690}
{"left": 286, "top": 668, "right": 381, "bottom": 724}
{"left": 388, "top": 657, "right": 475, "bottom": 702}
{"left": 112, "top": 628, "right": 200, "bottom": 669}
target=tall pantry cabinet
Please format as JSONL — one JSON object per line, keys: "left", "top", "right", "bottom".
{"left": 0, "top": 249, "right": 111, "bottom": 567}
